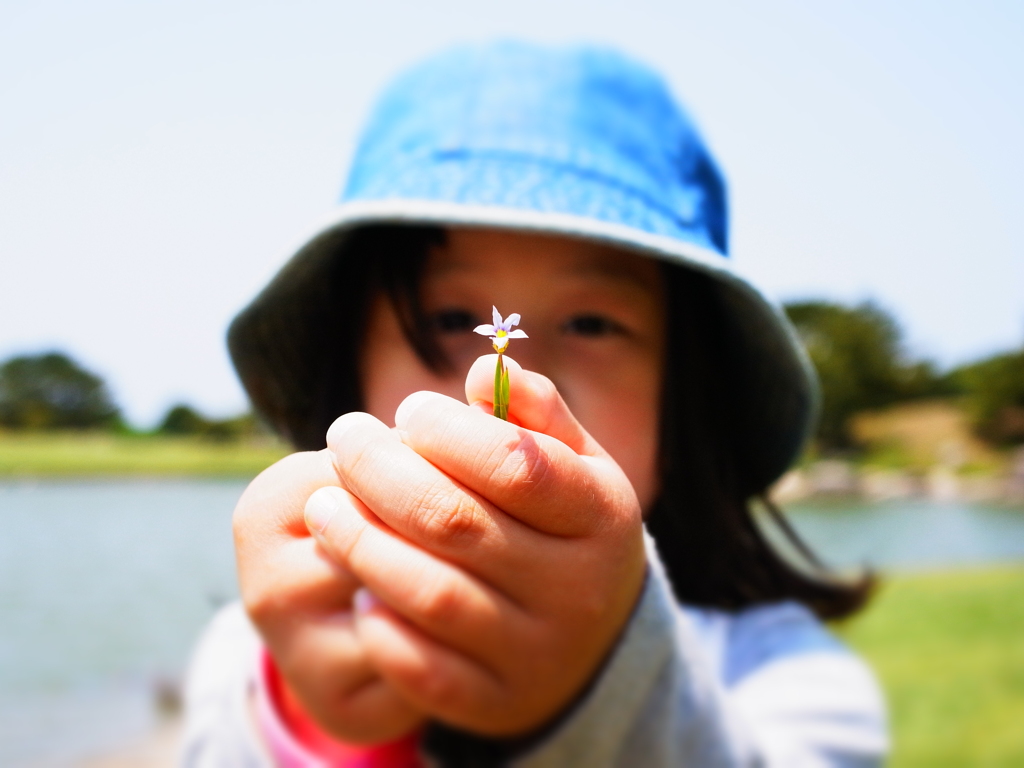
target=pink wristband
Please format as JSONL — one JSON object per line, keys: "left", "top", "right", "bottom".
{"left": 255, "top": 648, "right": 422, "bottom": 767}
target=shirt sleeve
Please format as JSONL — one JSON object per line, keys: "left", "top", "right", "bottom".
{"left": 179, "top": 601, "right": 273, "bottom": 768}
{"left": 426, "top": 532, "right": 888, "bottom": 768}
{"left": 728, "top": 641, "right": 888, "bottom": 767}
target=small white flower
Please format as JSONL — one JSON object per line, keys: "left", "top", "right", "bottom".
{"left": 474, "top": 306, "right": 528, "bottom": 353}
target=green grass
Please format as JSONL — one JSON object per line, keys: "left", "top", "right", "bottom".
{"left": 839, "top": 566, "right": 1024, "bottom": 766}
{"left": 0, "top": 432, "right": 290, "bottom": 477}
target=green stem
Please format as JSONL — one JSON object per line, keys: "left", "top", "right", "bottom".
{"left": 493, "top": 353, "right": 509, "bottom": 420}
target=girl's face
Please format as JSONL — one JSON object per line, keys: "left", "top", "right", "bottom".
{"left": 360, "top": 228, "right": 666, "bottom": 509}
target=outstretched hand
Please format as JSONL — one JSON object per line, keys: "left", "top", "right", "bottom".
{"left": 233, "top": 449, "right": 426, "bottom": 744}
{"left": 308, "top": 355, "right": 647, "bottom": 736}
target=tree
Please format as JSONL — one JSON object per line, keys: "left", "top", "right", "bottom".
{"left": 156, "top": 402, "right": 267, "bottom": 442}
{"left": 158, "top": 404, "right": 210, "bottom": 435}
{"left": 949, "top": 350, "right": 1024, "bottom": 445}
{"left": 783, "top": 301, "right": 946, "bottom": 451}
{"left": 0, "top": 352, "right": 121, "bottom": 430}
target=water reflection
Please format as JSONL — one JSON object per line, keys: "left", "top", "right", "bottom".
{"left": 1, "top": 481, "right": 1022, "bottom": 764}
{"left": 0, "top": 480, "right": 243, "bottom": 765}
{"left": 781, "top": 500, "right": 1024, "bottom": 570}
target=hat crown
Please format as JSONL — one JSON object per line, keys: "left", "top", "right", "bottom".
{"left": 342, "top": 41, "right": 728, "bottom": 255}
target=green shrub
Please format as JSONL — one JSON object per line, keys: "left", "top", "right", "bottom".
{"left": 0, "top": 352, "right": 120, "bottom": 430}
{"left": 949, "top": 351, "right": 1024, "bottom": 445}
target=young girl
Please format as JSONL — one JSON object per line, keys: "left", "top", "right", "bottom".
{"left": 182, "top": 42, "right": 887, "bottom": 766}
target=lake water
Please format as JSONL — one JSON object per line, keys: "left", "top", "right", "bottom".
{"left": 1, "top": 480, "right": 1023, "bottom": 766}
{"left": 0, "top": 480, "right": 243, "bottom": 766}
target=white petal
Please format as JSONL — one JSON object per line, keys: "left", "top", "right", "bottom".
{"left": 493, "top": 337, "right": 510, "bottom": 352}
{"left": 491, "top": 306, "right": 503, "bottom": 327}
{"left": 473, "top": 325, "right": 496, "bottom": 336}
{"left": 506, "top": 313, "right": 521, "bottom": 328}
{"left": 507, "top": 329, "right": 528, "bottom": 339}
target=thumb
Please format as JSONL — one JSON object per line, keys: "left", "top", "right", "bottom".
{"left": 465, "top": 354, "right": 604, "bottom": 458}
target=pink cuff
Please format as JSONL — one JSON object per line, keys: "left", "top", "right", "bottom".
{"left": 254, "top": 648, "right": 421, "bottom": 768}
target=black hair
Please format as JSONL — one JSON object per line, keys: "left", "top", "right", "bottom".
{"left": 648, "top": 265, "right": 871, "bottom": 619}
{"left": 303, "top": 224, "right": 872, "bottom": 621}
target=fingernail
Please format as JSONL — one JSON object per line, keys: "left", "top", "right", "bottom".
{"left": 305, "top": 487, "right": 340, "bottom": 534}
{"left": 353, "top": 587, "right": 380, "bottom": 614}
{"left": 394, "top": 390, "right": 445, "bottom": 432}
{"left": 325, "top": 412, "right": 361, "bottom": 450}
{"left": 327, "top": 412, "right": 395, "bottom": 453}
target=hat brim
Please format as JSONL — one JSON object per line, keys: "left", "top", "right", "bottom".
{"left": 228, "top": 198, "right": 819, "bottom": 488}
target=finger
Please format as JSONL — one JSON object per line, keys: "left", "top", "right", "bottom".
{"left": 321, "top": 678, "right": 424, "bottom": 744}
{"left": 235, "top": 449, "right": 342, "bottom": 539}
{"left": 464, "top": 354, "right": 604, "bottom": 458}
{"left": 353, "top": 594, "right": 510, "bottom": 734}
{"left": 253, "top": 536, "right": 360, "bottom": 618}
{"left": 235, "top": 451, "right": 360, "bottom": 628}
{"left": 274, "top": 610, "right": 375, "bottom": 695}
{"left": 305, "top": 485, "right": 524, "bottom": 663}
{"left": 326, "top": 411, "right": 549, "bottom": 575}
{"left": 233, "top": 445, "right": 425, "bottom": 743}
{"left": 275, "top": 614, "right": 425, "bottom": 743}
{"left": 314, "top": 677, "right": 424, "bottom": 745}
{"left": 395, "top": 390, "right": 633, "bottom": 538}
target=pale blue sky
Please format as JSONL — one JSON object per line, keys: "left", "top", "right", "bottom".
{"left": 2, "top": 0, "right": 1022, "bottom": 425}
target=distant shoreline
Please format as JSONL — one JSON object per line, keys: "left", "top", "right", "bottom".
{"left": 0, "top": 432, "right": 289, "bottom": 477}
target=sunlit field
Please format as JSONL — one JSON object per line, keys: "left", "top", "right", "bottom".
{"left": 840, "top": 566, "right": 1024, "bottom": 766}
{"left": 0, "top": 432, "right": 289, "bottom": 477}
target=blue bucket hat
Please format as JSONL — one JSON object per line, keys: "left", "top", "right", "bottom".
{"left": 229, "top": 41, "right": 817, "bottom": 488}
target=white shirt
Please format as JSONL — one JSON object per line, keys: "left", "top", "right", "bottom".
{"left": 181, "top": 533, "right": 888, "bottom": 767}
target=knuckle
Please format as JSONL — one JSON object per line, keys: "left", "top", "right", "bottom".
{"left": 406, "top": 662, "right": 465, "bottom": 713}
{"left": 489, "top": 431, "right": 554, "bottom": 499}
{"left": 334, "top": 438, "right": 388, "bottom": 493}
{"left": 413, "top": 573, "right": 463, "bottom": 626}
{"left": 232, "top": 450, "right": 331, "bottom": 528}
{"left": 408, "top": 483, "right": 481, "bottom": 544}
{"left": 239, "top": 546, "right": 312, "bottom": 629}
{"left": 598, "top": 485, "right": 642, "bottom": 535}
{"left": 242, "top": 581, "right": 286, "bottom": 629}
{"left": 534, "top": 375, "right": 560, "bottom": 428}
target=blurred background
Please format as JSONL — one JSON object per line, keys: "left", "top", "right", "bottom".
{"left": 1, "top": 1, "right": 1022, "bottom": 765}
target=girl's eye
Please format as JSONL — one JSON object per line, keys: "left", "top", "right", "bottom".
{"left": 562, "top": 314, "right": 624, "bottom": 337}
{"left": 431, "top": 309, "right": 479, "bottom": 333}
